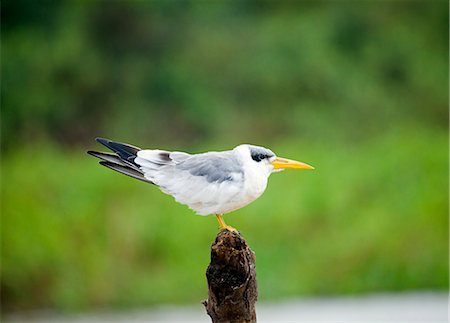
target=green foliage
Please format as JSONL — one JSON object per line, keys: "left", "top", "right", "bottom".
{"left": 2, "top": 129, "right": 448, "bottom": 311}
{"left": 1, "top": 0, "right": 448, "bottom": 312}
{"left": 2, "top": 1, "right": 448, "bottom": 147}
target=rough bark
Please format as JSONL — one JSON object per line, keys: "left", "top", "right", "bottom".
{"left": 203, "top": 230, "right": 257, "bottom": 323}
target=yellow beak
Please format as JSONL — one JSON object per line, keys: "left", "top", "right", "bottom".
{"left": 271, "top": 157, "right": 315, "bottom": 170}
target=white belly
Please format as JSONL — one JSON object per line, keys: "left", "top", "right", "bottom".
{"left": 158, "top": 162, "right": 270, "bottom": 216}
{"left": 201, "top": 166, "right": 268, "bottom": 215}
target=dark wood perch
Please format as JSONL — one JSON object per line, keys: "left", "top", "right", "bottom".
{"left": 203, "top": 230, "right": 257, "bottom": 323}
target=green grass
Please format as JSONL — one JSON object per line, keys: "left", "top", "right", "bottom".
{"left": 2, "top": 128, "right": 448, "bottom": 311}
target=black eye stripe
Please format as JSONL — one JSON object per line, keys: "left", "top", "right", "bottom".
{"left": 251, "top": 153, "right": 268, "bottom": 162}
{"left": 249, "top": 147, "right": 275, "bottom": 162}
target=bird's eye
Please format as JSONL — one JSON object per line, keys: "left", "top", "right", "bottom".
{"left": 251, "top": 153, "right": 267, "bottom": 162}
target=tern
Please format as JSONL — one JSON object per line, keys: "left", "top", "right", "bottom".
{"left": 88, "top": 138, "right": 314, "bottom": 232}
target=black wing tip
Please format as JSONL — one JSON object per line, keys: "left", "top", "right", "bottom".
{"left": 87, "top": 150, "right": 116, "bottom": 160}
{"left": 98, "top": 160, "right": 122, "bottom": 171}
{"left": 98, "top": 161, "right": 154, "bottom": 185}
{"left": 99, "top": 160, "right": 113, "bottom": 167}
{"left": 95, "top": 137, "right": 111, "bottom": 146}
{"left": 98, "top": 160, "right": 123, "bottom": 173}
{"left": 95, "top": 137, "right": 141, "bottom": 151}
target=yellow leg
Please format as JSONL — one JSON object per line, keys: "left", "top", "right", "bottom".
{"left": 215, "top": 214, "right": 238, "bottom": 232}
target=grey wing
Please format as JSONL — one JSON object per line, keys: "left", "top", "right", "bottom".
{"left": 135, "top": 151, "right": 244, "bottom": 215}
{"left": 177, "top": 152, "right": 244, "bottom": 183}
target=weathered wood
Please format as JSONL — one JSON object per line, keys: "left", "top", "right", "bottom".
{"left": 203, "top": 230, "right": 257, "bottom": 323}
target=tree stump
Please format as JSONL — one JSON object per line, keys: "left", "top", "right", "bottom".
{"left": 203, "top": 230, "right": 257, "bottom": 323}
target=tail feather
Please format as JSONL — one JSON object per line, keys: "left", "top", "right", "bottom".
{"left": 99, "top": 161, "right": 153, "bottom": 184}
{"left": 96, "top": 137, "right": 141, "bottom": 163}
{"left": 87, "top": 150, "right": 125, "bottom": 165}
{"left": 87, "top": 150, "right": 141, "bottom": 171}
{"left": 88, "top": 138, "right": 154, "bottom": 185}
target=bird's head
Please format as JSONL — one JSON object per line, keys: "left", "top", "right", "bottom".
{"left": 234, "top": 144, "right": 314, "bottom": 176}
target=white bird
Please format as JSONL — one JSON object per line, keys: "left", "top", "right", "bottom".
{"left": 88, "top": 138, "right": 314, "bottom": 232}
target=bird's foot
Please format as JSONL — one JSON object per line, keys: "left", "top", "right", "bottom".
{"left": 215, "top": 214, "right": 238, "bottom": 233}
{"left": 221, "top": 225, "right": 238, "bottom": 233}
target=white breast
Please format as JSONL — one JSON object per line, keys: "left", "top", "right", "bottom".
{"left": 213, "top": 160, "right": 270, "bottom": 215}
{"left": 243, "top": 165, "right": 269, "bottom": 202}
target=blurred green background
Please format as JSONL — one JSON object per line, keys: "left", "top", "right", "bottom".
{"left": 2, "top": 0, "right": 448, "bottom": 314}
